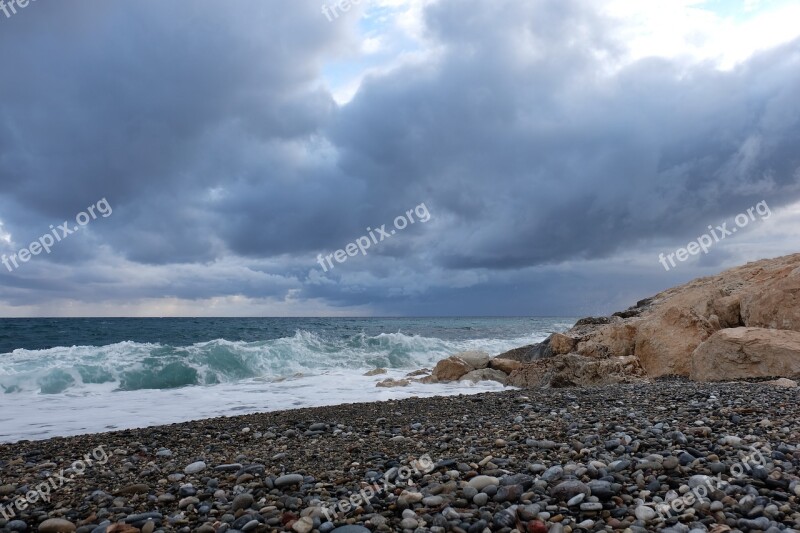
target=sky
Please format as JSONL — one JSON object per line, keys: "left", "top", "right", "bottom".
{"left": 0, "top": 0, "right": 799, "bottom": 317}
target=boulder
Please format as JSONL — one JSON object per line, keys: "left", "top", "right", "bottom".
{"left": 740, "top": 265, "right": 800, "bottom": 329}
{"left": 493, "top": 344, "right": 538, "bottom": 362}
{"left": 765, "top": 378, "right": 798, "bottom": 388}
{"left": 691, "top": 327, "right": 800, "bottom": 381}
{"left": 431, "top": 356, "right": 473, "bottom": 381}
{"left": 489, "top": 357, "right": 523, "bottom": 374}
{"left": 432, "top": 351, "right": 492, "bottom": 382}
{"left": 376, "top": 378, "right": 410, "bottom": 388}
{"left": 455, "top": 350, "right": 490, "bottom": 369}
{"left": 506, "top": 354, "right": 647, "bottom": 388}
{"left": 549, "top": 333, "right": 577, "bottom": 355}
{"left": 459, "top": 368, "right": 508, "bottom": 385}
{"left": 363, "top": 368, "right": 387, "bottom": 376}
{"left": 577, "top": 321, "right": 637, "bottom": 359}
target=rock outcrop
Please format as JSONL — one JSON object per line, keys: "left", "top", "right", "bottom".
{"left": 498, "top": 253, "right": 800, "bottom": 387}
{"left": 506, "top": 355, "right": 646, "bottom": 388}
{"left": 691, "top": 327, "right": 800, "bottom": 381}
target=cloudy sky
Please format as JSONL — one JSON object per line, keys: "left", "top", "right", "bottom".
{"left": 0, "top": 0, "right": 799, "bottom": 317}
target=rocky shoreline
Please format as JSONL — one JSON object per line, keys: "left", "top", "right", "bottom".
{"left": 415, "top": 253, "right": 800, "bottom": 390}
{"left": 1, "top": 380, "right": 799, "bottom": 533}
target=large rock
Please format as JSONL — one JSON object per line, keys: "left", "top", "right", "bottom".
{"left": 577, "top": 321, "right": 637, "bottom": 359}
{"left": 455, "top": 350, "right": 490, "bottom": 369}
{"left": 431, "top": 356, "right": 473, "bottom": 381}
{"left": 739, "top": 265, "right": 800, "bottom": 329}
{"left": 507, "top": 354, "right": 647, "bottom": 388}
{"left": 549, "top": 333, "right": 577, "bottom": 355}
{"left": 459, "top": 368, "right": 508, "bottom": 385}
{"left": 432, "top": 351, "right": 491, "bottom": 382}
{"left": 375, "top": 378, "right": 410, "bottom": 388}
{"left": 691, "top": 327, "right": 800, "bottom": 381}
{"left": 489, "top": 357, "right": 523, "bottom": 374}
{"left": 493, "top": 345, "right": 537, "bottom": 362}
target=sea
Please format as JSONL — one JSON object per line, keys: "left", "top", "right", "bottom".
{"left": 0, "top": 317, "right": 575, "bottom": 443}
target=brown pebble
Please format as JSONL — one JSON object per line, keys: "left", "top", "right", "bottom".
{"left": 38, "top": 519, "right": 77, "bottom": 533}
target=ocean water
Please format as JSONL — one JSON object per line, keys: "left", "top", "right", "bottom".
{"left": 0, "top": 317, "right": 575, "bottom": 442}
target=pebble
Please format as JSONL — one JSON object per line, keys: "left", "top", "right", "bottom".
{"left": 184, "top": 461, "right": 207, "bottom": 474}
{"left": 0, "top": 381, "right": 796, "bottom": 533}
{"left": 231, "top": 493, "right": 254, "bottom": 511}
{"left": 38, "top": 520, "right": 76, "bottom": 533}
{"left": 635, "top": 505, "right": 657, "bottom": 521}
{"left": 292, "top": 517, "right": 314, "bottom": 533}
{"left": 468, "top": 475, "right": 499, "bottom": 490}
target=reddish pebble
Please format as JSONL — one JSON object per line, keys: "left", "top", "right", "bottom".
{"left": 527, "top": 520, "right": 548, "bottom": 533}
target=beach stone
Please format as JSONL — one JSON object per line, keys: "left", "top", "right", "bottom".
{"left": 468, "top": 475, "right": 499, "bottom": 490}
{"left": 7, "top": 521, "right": 28, "bottom": 532}
{"left": 117, "top": 483, "right": 150, "bottom": 495}
{"left": 423, "top": 495, "right": 444, "bottom": 506}
{"left": 551, "top": 480, "right": 590, "bottom": 501}
{"left": 215, "top": 463, "right": 242, "bottom": 472}
{"left": 663, "top": 456, "right": 680, "bottom": 469}
{"left": 275, "top": 474, "right": 304, "bottom": 488}
{"left": 123, "top": 513, "right": 162, "bottom": 524}
{"left": 231, "top": 493, "right": 254, "bottom": 512}
{"left": 635, "top": 505, "right": 657, "bottom": 521}
{"left": 330, "top": 527, "right": 370, "bottom": 533}
{"left": 580, "top": 502, "right": 602, "bottom": 512}
{"left": 292, "top": 517, "right": 313, "bottom": 533}
{"left": 399, "top": 517, "right": 418, "bottom": 529}
{"left": 39, "top": 519, "right": 76, "bottom": 533}
{"left": 526, "top": 520, "right": 548, "bottom": 533}
{"left": 178, "top": 484, "right": 196, "bottom": 497}
{"left": 567, "top": 493, "right": 585, "bottom": 506}
{"left": 542, "top": 465, "right": 563, "bottom": 482}
{"left": 241, "top": 520, "right": 259, "bottom": 532}
{"left": 184, "top": 461, "right": 207, "bottom": 474}
{"left": 179, "top": 496, "right": 200, "bottom": 508}
{"left": 588, "top": 480, "right": 614, "bottom": 500}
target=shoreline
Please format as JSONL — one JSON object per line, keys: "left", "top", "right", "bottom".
{"left": 1, "top": 380, "right": 799, "bottom": 532}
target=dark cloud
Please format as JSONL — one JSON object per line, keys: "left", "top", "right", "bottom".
{"left": 0, "top": 0, "right": 798, "bottom": 315}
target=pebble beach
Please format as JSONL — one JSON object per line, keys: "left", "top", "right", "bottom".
{"left": 1, "top": 380, "right": 799, "bottom": 533}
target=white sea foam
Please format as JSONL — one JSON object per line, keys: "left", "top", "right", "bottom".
{"left": 0, "top": 326, "right": 567, "bottom": 442}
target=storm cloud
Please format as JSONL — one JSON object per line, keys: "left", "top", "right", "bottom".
{"left": 1, "top": 0, "right": 799, "bottom": 316}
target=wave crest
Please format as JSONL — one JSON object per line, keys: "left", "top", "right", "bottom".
{"left": 0, "top": 329, "right": 547, "bottom": 394}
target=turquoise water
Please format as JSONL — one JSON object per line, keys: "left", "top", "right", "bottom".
{"left": 0, "top": 317, "right": 576, "bottom": 442}
{"left": 0, "top": 317, "right": 574, "bottom": 393}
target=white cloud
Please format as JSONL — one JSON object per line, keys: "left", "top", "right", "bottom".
{"left": 603, "top": 0, "right": 800, "bottom": 69}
